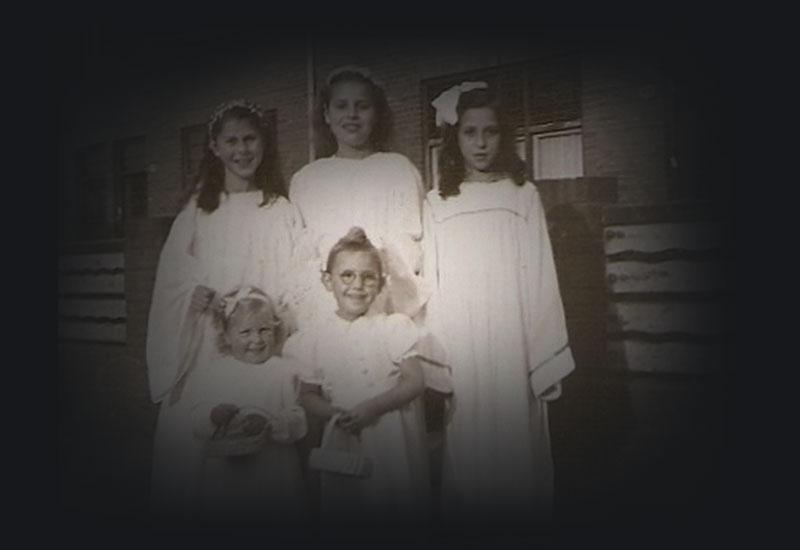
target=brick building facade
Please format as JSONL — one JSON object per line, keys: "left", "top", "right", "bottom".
{"left": 57, "top": 28, "right": 731, "bottom": 532}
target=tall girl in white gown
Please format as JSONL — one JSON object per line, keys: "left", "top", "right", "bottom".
{"left": 423, "top": 83, "right": 575, "bottom": 527}
{"left": 146, "top": 99, "right": 302, "bottom": 519}
{"left": 288, "top": 66, "right": 428, "bottom": 325}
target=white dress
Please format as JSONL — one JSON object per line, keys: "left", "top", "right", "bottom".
{"left": 288, "top": 153, "right": 428, "bottom": 325}
{"left": 283, "top": 311, "right": 431, "bottom": 525}
{"left": 146, "top": 191, "right": 302, "bottom": 518}
{"left": 422, "top": 180, "right": 575, "bottom": 525}
{"left": 189, "top": 354, "right": 307, "bottom": 523}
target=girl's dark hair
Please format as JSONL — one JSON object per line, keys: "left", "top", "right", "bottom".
{"left": 312, "top": 68, "right": 393, "bottom": 159}
{"left": 437, "top": 88, "right": 526, "bottom": 199}
{"left": 325, "top": 226, "right": 383, "bottom": 276}
{"left": 183, "top": 102, "right": 287, "bottom": 213}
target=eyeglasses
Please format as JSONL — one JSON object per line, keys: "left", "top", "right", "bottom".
{"left": 335, "top": 269, "right": 381, "bottom": 287}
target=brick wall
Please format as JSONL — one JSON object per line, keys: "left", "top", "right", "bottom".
{"left": 123, "top": 217, "right": 174, "bottom": 364}
{"left": 581, "top": 48, "right": 672, "bottom": 204}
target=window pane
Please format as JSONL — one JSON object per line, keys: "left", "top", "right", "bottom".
{"left": 534, "top": 130, "right": 583, "bottom": 180}
{"left": 428, "top": 142, "right": 441, "bottom": 191}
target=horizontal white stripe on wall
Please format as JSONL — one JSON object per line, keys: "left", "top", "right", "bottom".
{"left": 604, "top": 222, "right": 723, "bottom": 255}
{"left": 606, "top": 260, "right": 727, "bottom": 293}
{"left": 609, "top": 301, "right": 727, "bottom": 335}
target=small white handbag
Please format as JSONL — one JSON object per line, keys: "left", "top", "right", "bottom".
{"left": 308, "top": 414, "right": 374, "bottom": 478}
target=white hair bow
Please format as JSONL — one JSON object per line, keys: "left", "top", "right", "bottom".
{"left": 431, "top": 81, "right": 488, "bottom": 127}
{"left": 222, "top": 285, "right": 267, "bottom": 319}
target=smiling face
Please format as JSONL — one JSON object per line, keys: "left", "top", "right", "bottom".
{"left": 324, "top": 80, "right": 377, "bottom": 158}
{"left": 210, "top": 116, "right": 265, "bottom": 190}
{"left": 323, "top": 250, "right": 383, "bottom": 321}
{"left": 457, "top": 107, "right": 501, "bottom": 177}
{"left": 224, "top": 300, "right": 277, "bottom": 364}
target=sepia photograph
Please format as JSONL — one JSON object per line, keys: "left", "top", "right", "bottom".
{"left": 55, "top": 22, "right": 736, "bottom": 544}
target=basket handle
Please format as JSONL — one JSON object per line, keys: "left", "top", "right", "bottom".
{"left": 319, "top": 413, "right": 343, "bottom": 449}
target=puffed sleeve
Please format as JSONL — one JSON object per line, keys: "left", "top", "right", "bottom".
{"left": 519, "top": 185, "right": 575, "bottom": 399}
{"left": 384, "top": 314, "right": 422, "bottom": 364}
{"left": 145, "top": 201, "right": 203, "bottom": 403}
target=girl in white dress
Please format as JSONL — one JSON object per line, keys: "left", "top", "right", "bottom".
{"left": 288, "top": 66, "right": 428, "bottom": 326}
{"left": 146, "top": 99, "right": 302, "bottom": 519}
{"left": 423, "top": 83, "right": 575, "bottom": 528}
{"left": 189, "top": 286, "right": 307, "bottom": 525}
{"left": 284, "top": 227, "right": 431, "bottom": 528}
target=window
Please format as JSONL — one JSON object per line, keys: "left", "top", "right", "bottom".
{"left": 422, "top": 55, "right": 583, "bottom": 191}
{"left": 532, "top": 127, "right": 583, "bottom": 180}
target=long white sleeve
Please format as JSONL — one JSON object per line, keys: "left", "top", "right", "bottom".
{"left": 146, "top": 202, "right": 202, "bottom": 403}
{"left": 520, "top": 187, "right": 575, "bottom": 398}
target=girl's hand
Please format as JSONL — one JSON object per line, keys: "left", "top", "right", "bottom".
{"left": 337, "top": 402, "right": 379, "bottom": 435}
{"left": 189, "top": 285, "right": 216, "bottom": 316}
{"left": 241, "top": 413, "right": 268, "bottom": 436}
{"left": 210, "top": 403, "right": 239, "bottom": 427}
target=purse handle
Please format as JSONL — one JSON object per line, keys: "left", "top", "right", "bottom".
{"left": 319, "top": 412, "right": 344, "bottom": 449}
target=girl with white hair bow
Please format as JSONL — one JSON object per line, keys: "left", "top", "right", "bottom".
{"left": 423, "top": 82, "right": 575, "bottom": 529}
{"left": 145, "top": 99, "right": 302, "bottom": 521}
{"left": 186, "top": 285, "right": 308, "bottom": 525}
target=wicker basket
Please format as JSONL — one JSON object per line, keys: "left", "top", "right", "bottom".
{"left": 204, "top": 407, "right": 268, "bottom": 458}
{"left": 308, "top": 414, "right": 373, "bottom": 478}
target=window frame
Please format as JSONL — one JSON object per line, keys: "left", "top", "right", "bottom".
{"left": 529, "top": 122, "right": 583, "bottom": 181}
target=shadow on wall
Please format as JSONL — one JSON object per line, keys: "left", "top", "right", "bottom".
{"left": 545, "top": 200, "right": 727, "bottom": 529}
{"left": 544, "top": 200, "right": 636, "bottom": 524}
{"left": 58, "top": 341, "right": 159, "bottom": 525}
